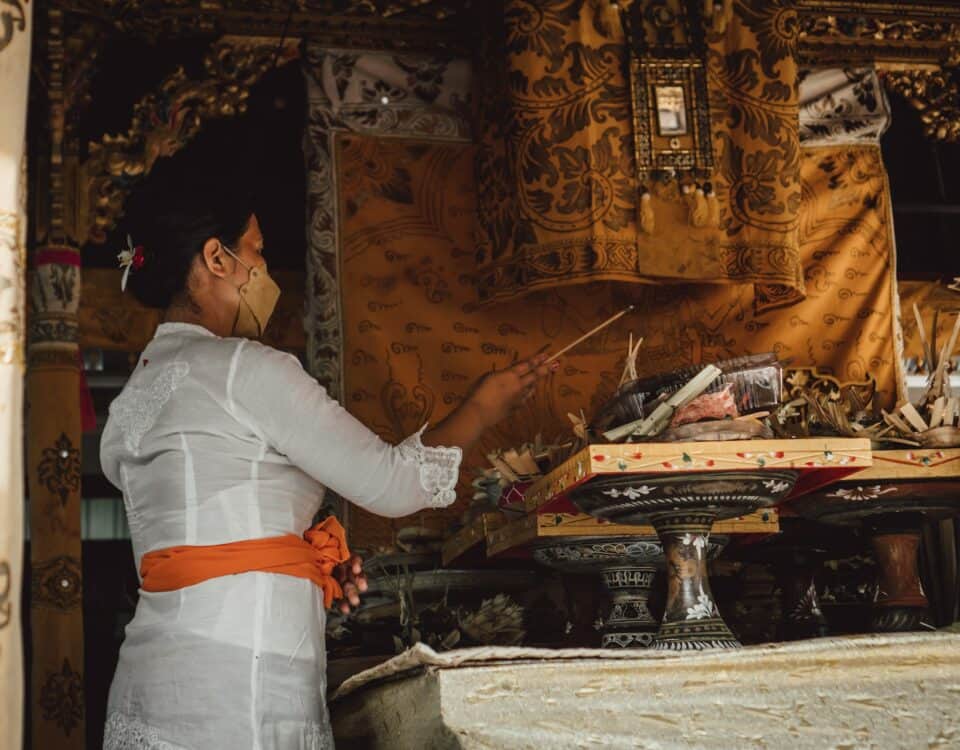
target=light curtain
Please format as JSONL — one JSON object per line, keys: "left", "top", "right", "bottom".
{"left": 0, "top": 3, "right": 33, "bottom": 749}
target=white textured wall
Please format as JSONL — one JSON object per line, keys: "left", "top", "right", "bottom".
{"left": 0, "top": 3, "right": 33, "bottom": 749}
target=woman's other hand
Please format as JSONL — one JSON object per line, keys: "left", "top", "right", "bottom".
{"left": 333, "top": 554, "right": 367, "bottom": 615}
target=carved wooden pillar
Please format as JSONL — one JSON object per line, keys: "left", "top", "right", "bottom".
{"left": 26, "top": 6, "right": 85, "bottom": 748}
{"left": 0, "top": 2, "right": 33, "bottom": 748}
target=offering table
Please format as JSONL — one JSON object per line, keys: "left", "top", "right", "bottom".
{"left": 522, "top": 439, "right": 871, "bottom": 650}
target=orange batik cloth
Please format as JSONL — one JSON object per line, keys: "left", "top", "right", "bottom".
{"left": 139, "top": 517, "right": 351, "bottom": 608}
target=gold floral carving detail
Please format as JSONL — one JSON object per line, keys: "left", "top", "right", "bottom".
{"left": 785, "top": 366, "right": 876, "bottom": 405}
{"left": 882, "top": 68, "right": 960, "bottom": 143}
{"left": 797, "top": 1, "right": 960, "bottom": 65}
{"left": 79, "top": 39, "right": 296, "bottom": 244}
{"left": 800, "top": 14, "right": 960, "bottom": 45}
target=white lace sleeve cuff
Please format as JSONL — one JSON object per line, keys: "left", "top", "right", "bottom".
{"left": 397, "top": 425, "right": 463, "bottom": 509}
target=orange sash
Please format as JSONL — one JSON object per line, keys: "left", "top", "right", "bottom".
{"left": 139, "top": 517, "right": 351, "bottom": 608}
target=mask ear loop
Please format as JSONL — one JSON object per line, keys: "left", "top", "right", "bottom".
{"left": 219, "top": 241, "right": 252, "bottom": 335}
{"left": 219, "top": 241, "right": 250, "bottom": 272}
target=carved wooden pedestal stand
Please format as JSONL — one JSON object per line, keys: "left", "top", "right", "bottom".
{"left": 737, "top": 526, "right": 831, "bottom": 641}
{"left": 569, "top": 471, "right": 799, "bottom": 650}
{"left": 650, "top": 511, "right": 740, "bottom": 649}
{"left": 524, "top": 440, "right": 871, "bottom": 651}
{"left": 774, "top": 546, "right": 830, "bottom": 641}
{"left": 787, "top": 449, "right": 960, "bottom": 634}
{"left": 532, "top": 536, "right": 662, "bottom": 648}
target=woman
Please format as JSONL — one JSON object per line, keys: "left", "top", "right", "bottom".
{"left": 100, "top": 174, "right": 552, "bottom": 749}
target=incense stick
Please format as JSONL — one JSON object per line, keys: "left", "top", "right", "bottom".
{"left": 545, "top": 306, "right": 635, "bottom": 364}
{"left": 913, "top": 303, "right": 933, "bottom": 370}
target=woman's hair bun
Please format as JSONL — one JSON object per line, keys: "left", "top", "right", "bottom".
{"left": 120, "top": 126, "right": 255, "bottom": 309}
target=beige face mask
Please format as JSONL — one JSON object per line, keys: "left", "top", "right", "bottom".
{"left": 221, "top": 243, "right": 280, "bottom": 339}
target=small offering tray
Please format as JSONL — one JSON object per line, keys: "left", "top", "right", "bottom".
{"left": 524, "top": 438, "right": 873, "bottom": 514}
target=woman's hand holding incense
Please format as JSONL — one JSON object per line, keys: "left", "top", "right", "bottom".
{"left": 421, "top": 354, "right": 557, "bottom": 452}
{"left": 470, "top": 353, "right": 556, "bottom": 424}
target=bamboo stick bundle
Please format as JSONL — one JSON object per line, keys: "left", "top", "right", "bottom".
{"left": 604, "top": 364, "right": 723, "bottom": 441}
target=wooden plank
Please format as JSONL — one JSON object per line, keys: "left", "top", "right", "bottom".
{"left": 441, "top": 512, "right": 504, "bottom": 566}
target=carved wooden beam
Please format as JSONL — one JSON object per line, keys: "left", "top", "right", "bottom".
{"left": 798, "top": 1, "right": 960, "bottom": 66}
{"left": 59, "top": 0, "right": 469, "bottom": 50}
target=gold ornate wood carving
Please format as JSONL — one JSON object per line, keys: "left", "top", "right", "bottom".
{"left": 72, "top": 37, "right": 298, "bottom": 245}
{"left": 881, "top": 68, "right": 960, "bottom": 142}
{"left": 797, "top": 1, "right": 960, "bottom": 66}
{"left": 797, "top": 1, "right": 960, "bottom": 142}
{"left": 784, "top": 366, "right": 877, "bottom": 404}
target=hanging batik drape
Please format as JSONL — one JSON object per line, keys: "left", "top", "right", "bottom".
{"left": 0, "top": 3, "right": 32, "bottom": 748}
{"left": 474, "top": 0, "right": 804, "bottom": 308}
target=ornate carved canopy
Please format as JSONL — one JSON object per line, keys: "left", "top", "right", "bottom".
{"left": 34, "top": 0, "right": 960, "bottom": 249}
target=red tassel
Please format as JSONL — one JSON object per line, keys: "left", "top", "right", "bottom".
{"left": 78, "top": 351, "right": 97, "bottom": 433}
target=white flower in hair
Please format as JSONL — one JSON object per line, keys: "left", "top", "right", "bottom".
{"left": 117, "top": 234, "right": 146, "bottom": 291}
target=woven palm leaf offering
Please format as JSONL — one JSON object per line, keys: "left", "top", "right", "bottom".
{"left": 485, "top": 434, "right": 577, "bottom": 518}
{"left": 769, "top": 368, "right": 883, "bottom": 441}
{"left": 874, "top": 307, "right": 960, "bottom": 448}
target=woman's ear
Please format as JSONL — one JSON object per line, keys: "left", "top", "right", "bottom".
{"left": 201, "top": 238, "right": 230, "bottom": 278}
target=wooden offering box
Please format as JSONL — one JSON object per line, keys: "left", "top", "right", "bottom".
{"left": 441, "top": 513, "right": 505, "bottom": 567}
